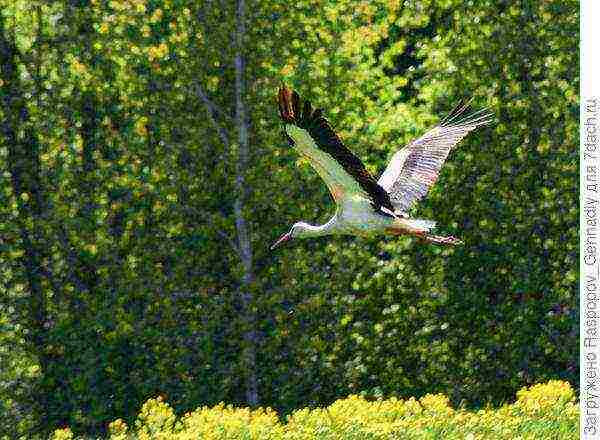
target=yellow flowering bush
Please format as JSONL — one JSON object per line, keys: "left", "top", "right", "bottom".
{"left": 134, "top": 396, "right": 178, "bottom": 439}
{"left": 515, "top": 379, "right": 575, "bottom": 413}
{"left": 52, "top": 380, "right": 578, "bottom": 439}
{"left": 50, "top": 427, "right": 74, "bottom": 440}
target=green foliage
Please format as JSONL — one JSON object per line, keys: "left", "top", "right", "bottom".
{"left": 0, "top": 0, "right": 578, "bottom": 438}
{"left": 344, "top": 0, "right": 579, "bottom": 406}
{"left": 52, "top": 380, "right": 579, "bottom": 439}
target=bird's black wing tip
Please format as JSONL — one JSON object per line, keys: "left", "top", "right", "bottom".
{"left": 439, "top": 96, "right": 495, "bottom": 128}
{"left": 277, "top": 85, "right": 296, "bottom": 123}
{"left": 439, "top": 97, "right": 474, "bottom": 127}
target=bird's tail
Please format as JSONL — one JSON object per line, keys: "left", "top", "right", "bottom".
{"left": 402, "top": 218, "right": 437, "bottom": 233}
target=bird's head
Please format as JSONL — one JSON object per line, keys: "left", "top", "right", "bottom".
{"left": 270, "top": 222, "right": 312, "bottom": 250}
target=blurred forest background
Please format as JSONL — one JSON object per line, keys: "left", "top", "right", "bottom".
{"left": 0, "top": 0, "right": 578, "bottom": 438}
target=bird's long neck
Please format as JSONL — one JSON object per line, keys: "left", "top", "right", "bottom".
{"left": 300, "top": 215, "right": 339, "bottom": 238}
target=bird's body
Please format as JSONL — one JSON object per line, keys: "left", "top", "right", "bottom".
{"left": 303, "top": 196, "right": 390, "bottom": 238}
{"left": 286, "top": 196, "right": 442, "bottom": 242}
{"left": 271, "top": 85, "right": 492, "bottom": 249}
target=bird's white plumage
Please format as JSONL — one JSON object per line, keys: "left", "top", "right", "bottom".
{"left": 378, "top": 110, "right": 491, "bottom": 213}
{"left": 377, "top": 147, "right": 411, "bottom": 191}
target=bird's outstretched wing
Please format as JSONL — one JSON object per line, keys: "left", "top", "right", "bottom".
{"left": 377, "top": 99, "right": 492, "bottom": 213}
{"left": 277, "top": 85, "right": 395, "bottom": 214}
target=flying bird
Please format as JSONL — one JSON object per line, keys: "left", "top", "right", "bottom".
{"left": 271, "top": 85, "right": 491, "bottom": 250}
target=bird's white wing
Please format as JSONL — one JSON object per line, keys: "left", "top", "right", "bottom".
{"left": 377, "top": 148, "right": 411, "bottom": 190}
{"left": 378, "top": 100, "right": 492, "bottom": 213}
{"left": 278, "top": 86, "right": 395, "bottom": 213}
{"left": 284, "top": 124, "right": 363, "bottom": 202}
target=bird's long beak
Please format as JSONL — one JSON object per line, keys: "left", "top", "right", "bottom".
{"left": 270, "top": 231, "right": 291, "bottom": 250}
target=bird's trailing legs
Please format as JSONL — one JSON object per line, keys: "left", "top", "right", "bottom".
{"left": 425, "top": 234, "right": 463, "bottom": 245}
{"left": 385, "top": 227, "right": 463, "bottom": 245}
{"left": 415, "top": 231, "right": 463, "bottom": 246}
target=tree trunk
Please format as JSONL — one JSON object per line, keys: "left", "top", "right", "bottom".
{"left": 77, "top": 92, "right": 100, "bottom": 299}
{"left": 0, "top": 14, "right": 49, "bottom": 429}
{"left": 234, "top": 0, "right": 257, "bottom": 407}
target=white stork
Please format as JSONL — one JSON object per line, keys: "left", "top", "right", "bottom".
{"left": 271, "top": 85, "right": 492, "bottom": 250}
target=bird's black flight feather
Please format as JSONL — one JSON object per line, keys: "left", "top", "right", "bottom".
{"left": 277, "top": 86, "right": 395, "bottom": 215}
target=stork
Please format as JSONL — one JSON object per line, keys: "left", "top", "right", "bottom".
{"left": 271, "top": 85, "right": 492, "bottom": 250}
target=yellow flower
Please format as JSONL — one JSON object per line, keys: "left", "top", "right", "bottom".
{"left": 516, "top": 380, "right": 575, "bottom": 412}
